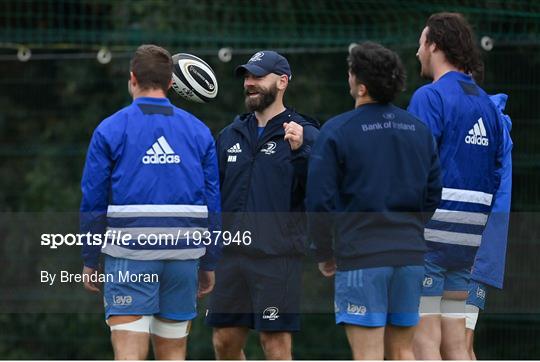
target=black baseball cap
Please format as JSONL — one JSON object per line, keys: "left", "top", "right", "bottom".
{"left": 234, "top": 50, "right": 292, "bottom": 80}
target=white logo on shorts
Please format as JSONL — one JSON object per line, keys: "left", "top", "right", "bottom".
{"left": 476, "top": 286, "right": 486, "bottom": 299}
{"left": 423, "top": 277, "right": 433, "bottom": 287}
{"left": 113, "top": 295, "right": 132, "bottom": 306}
{"left": 262, "top": 307, "right": 280, "bottom": 320}
{"left": 347, "top": 303, "right": 366, "bottom": 315}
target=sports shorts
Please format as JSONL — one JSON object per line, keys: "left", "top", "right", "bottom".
{"left": 335, "top": 265, "right": 424, "bottom": 327}
{"left": 422, "top": 259, "right": 470, "bottom": 296}
{"left": 103, "top": 255, "right": 198, "bottom": 321}
{"left": 205, "top": 252, "right": 301, "bottom": 331}
{"left": 466, "top": 280, "right": 487, "bottom": 310}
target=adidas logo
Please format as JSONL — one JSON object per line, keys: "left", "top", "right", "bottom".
{"left": 142, "top": 136, "right": 180, "bottom": 164}
{"left": 227, "top": 143, "right": 242, "bottom": 154}
{"left": 465, "top": 117, "right": 489, "bottom": 146}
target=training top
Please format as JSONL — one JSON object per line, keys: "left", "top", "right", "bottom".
{"left": 472, "top": 94, "right": 513, "bottom": 289}
{"left": 216, "top": 109, "right": 319, "bottom": 257}
{"left": 306, "top": 103, "right": 442, "bottom": 270}
{"left": 80, "top": 97, "right": 221, "bottom": 270}
{"left": 408, "top": 71, "right": 504, "bottom": 269}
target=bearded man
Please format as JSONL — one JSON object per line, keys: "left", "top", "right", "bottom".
{"left": 205, "top": 50, "right": 319, "bottom": 360}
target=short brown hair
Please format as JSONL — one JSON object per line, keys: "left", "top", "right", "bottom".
{"left": 348, "top": 41, "right": 406, "bottom": 103}
{"left": 130, "top": 44, "right": 173, "bottom": 93}
{"left": 425, "top": 13, "right": 484, "bottom": 82}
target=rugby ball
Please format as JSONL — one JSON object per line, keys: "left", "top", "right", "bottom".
{"left": 171, "top": 53, "right": 218, "bottom": 103}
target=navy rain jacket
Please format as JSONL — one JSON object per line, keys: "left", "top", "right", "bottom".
{"left": 216, "top": 108, "right": 319, "bottom": 257}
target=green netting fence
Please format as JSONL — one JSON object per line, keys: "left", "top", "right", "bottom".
{"left": 1, "top": 0, "right": 540, "bottom": 53}
{"left": 1, "top": 0, "right": 540, "bottom": 359}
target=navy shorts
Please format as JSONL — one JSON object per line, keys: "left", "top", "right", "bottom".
{"left": 205, "top": 252, "right": 301, "bottom": 331}
{"left": 103, "top": 255, "right": 198, "bottom": 321}
{"left": 335, "top": 265, "right": 424, "bottom": 327}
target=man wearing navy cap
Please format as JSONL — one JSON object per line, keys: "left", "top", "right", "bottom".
{"left": 206, "top": 50, "right": 319, "bottom": 359}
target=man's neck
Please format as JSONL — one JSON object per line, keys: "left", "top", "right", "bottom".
{"left": 133, "top": 88, "right": 167, "bottom": 100}
{"left": 355, "top": 95, "right": 377, "bottom": 108}
{"left": 432, "top": 61, "right": 462, "bottom": 82}
{"left": 254, "top": 102, "right": 286, "bottom": 127}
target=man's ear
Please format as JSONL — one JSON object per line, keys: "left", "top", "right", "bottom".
{"left": 167, "top": 78, "right": 173, "bottom": 90}
{"left": 358, "top": 83, "right": 368, "bottom": 98}
{"left": 277, "top": 74, "right": 289, "bottom": 91}
{"left": 129, "top": 71, "right": 137, "bottom": 87}
{"left": 428, "top": 41, "right": 438, "bottom": 53}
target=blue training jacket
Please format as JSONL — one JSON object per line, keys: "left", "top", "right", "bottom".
{"left": 471, "top": 94, "right": 513, "bottom": 289}
{"left": 306, "top": 103, "right": 442, "bottom": 270}
{"left": 408, "top": 71, "right": 504, "bottom": 269}
{"left": 80, "top": 97, "right": 221, "bottom": 270}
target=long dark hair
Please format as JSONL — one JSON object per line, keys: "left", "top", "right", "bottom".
{"left": 426, "top": 12, "right": 484, "bottom": 83}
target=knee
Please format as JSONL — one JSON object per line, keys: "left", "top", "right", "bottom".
{"left": 212, "top": 330, "right": 230, "bottom": 352}
{"left": 260, "top": 333, "right": 291, "bottom": 359}
{"left": 386, "top": 345, "right": 415, "bottom": 360}
{"left": 212, "top": 329, "right": 242, "bottom": 355}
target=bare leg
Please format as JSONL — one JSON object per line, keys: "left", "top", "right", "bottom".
{"left": 413, "top": 315, "right": 442, "bottom": 360}
{"left": 441, "top": 317, "right": 469, "bottom": 360}
{"left": 259, "top": 331, "right": 292, "bottom": 360}
{"left": 212, "top": 326, "right": 249, "bottom": 360}
{"left": 466, "top": 328, "right": 476, "bottom": 360}
{"left": 108, "top": 315, "right": 150, "bottom": 360}
{"left": 151, "top": 318, "right": 189, "bottom": 360}
{"left": 345, "top": 324, "right": 385, "bottom": 360}
{"left": 385, "top": 325, "right": 416, "bottom": 360}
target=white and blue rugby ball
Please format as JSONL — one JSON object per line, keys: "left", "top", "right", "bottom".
{"left": 171, "top": 53, "right": 218, "bottom": 103}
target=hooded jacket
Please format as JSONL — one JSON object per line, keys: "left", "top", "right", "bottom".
{"left": 216, "top": 108, "right": 319, "bottom": 257}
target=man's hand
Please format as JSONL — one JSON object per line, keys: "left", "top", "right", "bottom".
{"left": 82, "top": 265, "right": 101, "bottom": 293}
{"left": 283, "top": 121, "right": 304, "bottom": 151}
{"left": 318, "top": 258, "right": 337, "bottom": 277}
{"left": 198, "top": 270, "right": 215, "bottom": 298}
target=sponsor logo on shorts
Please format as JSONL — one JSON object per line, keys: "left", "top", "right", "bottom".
{"left": 112, "top": 295, "right": 132, "bottom": 306}
{"left": 262, "top": 307, "right": 280, "bottom": 321}
{"left": 476, "top": 286, "right": 486, "bottom": 299}
{"left": 347, "top": 303, "right": 366, "bottom": 316}
{"left": 334, "top": 302, "right": 340, "bottom": 313}
{"left": 423, "top": 277, "right": 433, "bottom": 287}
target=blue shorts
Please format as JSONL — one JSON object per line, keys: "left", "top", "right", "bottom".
{"left": 467, "top": 280, "right": 487, "bottom": 310}
{"left": 335, "top": 265, "right": 424, "bottom": 327}
{"left": 103, "top": 255, "right": 198, "bottom": 321}
{"left": 422, "top": 260, "right": 470, "bottom": 296}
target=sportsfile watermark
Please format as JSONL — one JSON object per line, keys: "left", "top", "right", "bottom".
{"left": 0, "top": 211, "right": 539, "bottom": 314}
{"left": 40, "top": 230, "right": 252, "bottom": 249}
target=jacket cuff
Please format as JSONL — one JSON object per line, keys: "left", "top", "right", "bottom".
{"left": 313, "top": 248, "right": 334, "bottom": 263}
{"left": 83, "top": 258, "right": 99, "bottom": 269}
{"left": 199, "top": 257, "right": 217, "bottom": 271}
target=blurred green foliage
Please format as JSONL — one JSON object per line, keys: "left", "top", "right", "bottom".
{"left": 1, "top": 1, "right": 540, "bottom": 359}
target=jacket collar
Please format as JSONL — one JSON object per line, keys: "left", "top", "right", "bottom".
{"left": 231, "top": 108, "right": 305, "bottom": 149}
{"left": 133, "top": 97, "right": 171, "bottom": 105}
